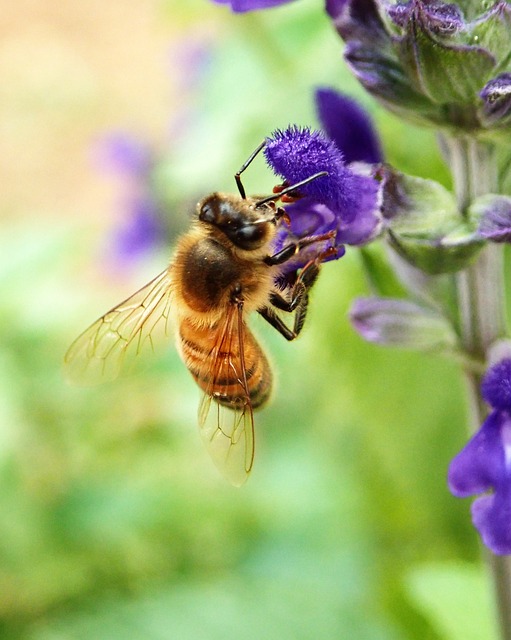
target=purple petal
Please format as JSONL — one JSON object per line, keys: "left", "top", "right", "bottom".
{"left": 482, "top": 359, "right": 511, "bottom": 411}
{"left": 277, "top": 185, "right": 380, "bottom": 249}
{"left": 211, "top": 0, "right": 296, "bottom": 11}
{"left": 325, "top": 0, "right": 348, "bottom": 20}
{"left": 448, "top": 411, "right": 507, "bottom": 498}
{"left": 337, "top": 174, "right": 381, "bottom": 244}
{"left": 472, "top": 487, "right": 511, "bottom": 555}
{"left": 327, "top": 0, "right": 387, "bottom": 45}
{"left": 315, "top": 87, "right": 383, "bottom": 164}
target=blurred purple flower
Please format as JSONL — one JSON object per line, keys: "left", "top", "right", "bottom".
{"left": 315, "top": 87, "right": 383, "bottom": 165}
{"left": 449, "top": 359, "right": 511, "bottom": 555}
{"left": 94, "top": 132, "right": 165, "bottom": 266}
{"left": 264, "top": 125, "right": 381, "bottom": 271}
{"left": 211, "top": 0, "right": 296, "bottom": 11}
{"left": 110, "top": 197, "right": 166, "bottom": 265}
{"left": 93, "top": 131, "right": 152, "bottom": 178}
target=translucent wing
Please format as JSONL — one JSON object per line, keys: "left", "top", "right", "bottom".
{"left": 198, "top": 301, "right": 255, "bottom": 487}
{"left": 64, "top": 269, "right": 173, "bottom": 385}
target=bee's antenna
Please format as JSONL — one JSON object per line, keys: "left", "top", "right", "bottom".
{"left": 235, "top": 140, "right": 266, "bottom": 200}
{"left": 255, "top": 171, "right": 328, "bottom": 207}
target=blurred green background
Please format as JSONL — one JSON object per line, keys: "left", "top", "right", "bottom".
{"left": 0, "top": 0, "right": 499, "bottom": 638}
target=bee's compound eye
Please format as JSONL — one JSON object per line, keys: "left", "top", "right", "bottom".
{"left": 234, "top": 224, "right": 265, "bottom": 249}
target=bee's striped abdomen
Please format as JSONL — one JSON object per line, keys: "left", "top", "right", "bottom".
{"left": 179, "top": 317, "right": 272, "bottom": 409}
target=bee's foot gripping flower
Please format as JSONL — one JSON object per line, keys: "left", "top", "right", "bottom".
{"left": 449, "top": 359, "right": 511, "bottom": 555}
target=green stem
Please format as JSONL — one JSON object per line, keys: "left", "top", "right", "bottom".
{"left": 446, "top": 135, "right": 511, "bottom": 640}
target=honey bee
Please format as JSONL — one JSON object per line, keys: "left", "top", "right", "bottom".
{"left": 65, "top": 141, "right": 335, "bottom": 486}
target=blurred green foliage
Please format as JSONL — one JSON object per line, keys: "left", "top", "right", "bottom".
{"left": 0, "top": 0, "right": 498, "bottom": 638}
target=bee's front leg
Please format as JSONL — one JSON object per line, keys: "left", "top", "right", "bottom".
{"left": 263, "top": 230, "right": 336, "bottom": 266}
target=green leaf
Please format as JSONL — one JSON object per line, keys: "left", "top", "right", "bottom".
{"left": 358, "top": 244, "right": 408, "bottom": 298}
{"left": 404, "top": 562, "right": 499, "bottom": 640}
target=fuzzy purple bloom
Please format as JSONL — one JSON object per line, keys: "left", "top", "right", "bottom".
{"left": 315, "top": 87, "right": 383, "bottom": 165}
{"left": 211, "top": 0, "right": 295, "bottom": 12}
{"left": 264, "top": 126, "right": 381, "bottom": 274}
{"left": 449, "top": 359, "right": 511, "bottom": 555}
{"left": 265, "top": 126, "right": 378, "bottom": 223}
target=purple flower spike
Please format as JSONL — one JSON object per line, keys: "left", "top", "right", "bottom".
{"left": 315, "top": 87, "right": 383, "bottom": 164}
{"left": 211, "top": 0, "right": 296, "bottom": 12}
{"left": 448, "top": 359, "right": 511, "bottom": 555}
{"left": 265, "top": 126, "right": 361, "bottom": 221}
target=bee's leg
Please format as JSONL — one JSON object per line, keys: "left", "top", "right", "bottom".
{"left": 235, "top": 140, "right": 266, "bottom": 199}
{"left": 263, "top": 230, "right": 336, "bottom": 266}
{"left": 258, "top": 306, "right": 297, "bottom": 341}
{"left": 259, "top": 258, "right": 321, "bottom": 340}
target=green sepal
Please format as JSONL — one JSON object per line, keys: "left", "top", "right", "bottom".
{"left": 468, "top": 3, "right": 511, "bottom": 72}
{"left": 384, "top": 170, "right": 485, "bottom": 274}
{"left": 398, "top": 10, "right": 496, "bottom": 105}
{"left": 467, "top": 193, "right": 511, "bottom": 242}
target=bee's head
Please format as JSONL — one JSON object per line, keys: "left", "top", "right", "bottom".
{"left": 198, "top": 193, "right": 276, "bottom": 251}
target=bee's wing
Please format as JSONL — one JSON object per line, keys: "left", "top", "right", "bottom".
{"left": 198, "top": 301, "right": 255, "bottom": 487}
{"left": 64, "top": 269, "right": 173, "bottom": 385}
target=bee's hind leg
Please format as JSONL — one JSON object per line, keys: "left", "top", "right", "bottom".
{"left": 259, "top": 257, "right": 322, "bottom": 340}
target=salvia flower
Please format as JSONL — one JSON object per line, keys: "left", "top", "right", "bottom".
{"left": 265, "top": 124, "right": 381, "bottom": 242}
{"left": 448, "top": 359, "right": 511, "bottom": 555}
{"left": 265, "top": 126, "right": 361, "bottom": 219}
{"left": 327, "top": 0, "right": 511, "bottom": 133}
{"left": 211, "top": 0, "right": 296, "bottom": 12}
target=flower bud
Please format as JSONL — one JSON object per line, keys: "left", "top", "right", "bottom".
{"left": 328, "top": 0, "right": 511, "bottom": 133}
{"left": 350, "top": 296, "right": 457, "bottom": 350}
{"left": 381, "top": 165, "right": 484, "bottom": 274}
